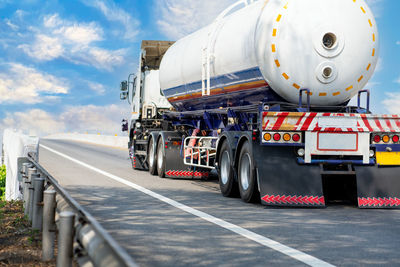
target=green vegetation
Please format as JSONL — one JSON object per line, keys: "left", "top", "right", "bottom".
{"left": 0, "top": 165, "right": 5, "bottom": 200}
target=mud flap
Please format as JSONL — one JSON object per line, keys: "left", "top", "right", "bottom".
{"left": 253, "top": 144, "right": 325, "bottom": 207}
{"left": 354, "top": 165, "right": 400, "bottom": 209}
{"left": 162, "top": 132, "right": 210, "bottom": 179}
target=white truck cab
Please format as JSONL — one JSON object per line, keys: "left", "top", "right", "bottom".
{"left": 120, "top": 41, "right": 174, "bottom": 128}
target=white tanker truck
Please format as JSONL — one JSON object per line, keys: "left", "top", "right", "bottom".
{"left": 120, "top": 0, "right": 400, "bottom": 208}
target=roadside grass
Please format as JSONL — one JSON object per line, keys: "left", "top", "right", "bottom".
{"left": 0, "top": 166, "right": 56, "bottom": 266}
{"left": 0, "top": 165, "right": 5, "bottom": 201}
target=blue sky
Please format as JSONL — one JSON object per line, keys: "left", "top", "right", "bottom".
{"left": 0, "top": 0, "right": 398, "bottom": 137}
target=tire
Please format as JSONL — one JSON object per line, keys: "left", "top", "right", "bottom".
{"left": 218, "top": 140, "right": 238, "bottom": 197}
{"left": 238, "top": 141, "right": 259, "bottom": 203}
{"left": 148, "top": 138, "right": 157, "bottom": 175}
{"left": 156, "top": 137, "right": 166, "bottom": 178}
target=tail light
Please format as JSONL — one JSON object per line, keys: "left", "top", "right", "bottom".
{"left": 292, "top": 134, "right": 301, "bottom": 142}
{"left": 273, "top": 133, "right": 281, "bottom": 141}
{"left": 382, "top": 135, "right": 390, "bottom": 143}
{"left": 263, "top": 133, "right": 272, "bottom": 142}
{"left": 262, "top": 132, "right": 302, "bottom": 144}
{"left": 373, "top": 135, "right": 381, "bottom": 143}
{"left": 283, "top": 133, "right": 291, "bottom": 142}
{"left": 372, "top": 133, "right": 400, "bottom": 144}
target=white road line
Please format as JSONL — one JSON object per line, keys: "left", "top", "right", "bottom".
{"left": 41, "top": 144, "right": 335, "bottom": 267}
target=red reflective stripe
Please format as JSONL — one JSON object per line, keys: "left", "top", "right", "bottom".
{"left": 272, "top": 112, "right": 289, "bottom": 130}
{"left": 374, "top": 119, "right": 384, "bottom": 132}
{"left": 294, "top": 113, "right": 306, "bottom": 130}
{"left": 358, "top": 197, "right": 400, "bottom": 207}
{"left": 262, "top": 194, "right": 325, "bottom": 206}
{"left": 300, "top": 113, "right": 317, "bottom": 131}
{"left": 361, "top": 115, "right": 374, "bottom": 132}
{"left": 166, "top": 170, "right": 209, "bottom": 178}
{"left": 385, "top": 120, "right": 395, "bottom": 132}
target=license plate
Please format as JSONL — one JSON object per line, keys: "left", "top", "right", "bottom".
{"left": 376, "top": 152, "right": 400, "bottom": 166}
{"left": 317, "top": 132, "right": 358, "bottom": 151}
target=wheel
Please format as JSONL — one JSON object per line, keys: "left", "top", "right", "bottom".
{"left": 238, "top": 141, "right": 259, "bottom": 203}
{"left": 218, "top": 140, "right": 238, "bottom": 197}
{"left": 148, "top": 138, "right": 157, "bottom": 175}
{"left": 156, "top": 137, "right": 166, "bottom": 178}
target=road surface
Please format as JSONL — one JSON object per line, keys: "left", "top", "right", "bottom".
{"left": 39, "top": 139, "right": 400, "bottom": 267}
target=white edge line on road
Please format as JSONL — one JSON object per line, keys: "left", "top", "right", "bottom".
{"left": 40, "top": 144, "right": 335, "bottom": 267}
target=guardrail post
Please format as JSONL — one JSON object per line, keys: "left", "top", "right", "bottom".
{"left": 27, "top": 168, "right": 38, "bottom": 221}
{"left": 32, "top": 176, "right": 45, "bottom": 230}
{"left": 42, "top": 190, "right": 56, "bottom": 261}
{"left": 22, "top": 163, "right": 32, "bottom": 211}
{"left": 57, "top": 211, "right": 75, "bottom": 267}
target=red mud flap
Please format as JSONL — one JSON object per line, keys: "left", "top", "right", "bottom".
{"left": 165, "top": 170, "right": 210, "bottom": 179}
{"left": 355, "top": 165, "right": 400, "bottom": 209}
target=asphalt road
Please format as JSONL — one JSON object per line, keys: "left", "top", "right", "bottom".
{"left": 39, "top": 139, "right": 400, "bottom": 267}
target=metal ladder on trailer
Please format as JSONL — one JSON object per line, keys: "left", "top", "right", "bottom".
{"left": 201, "top": 0, "right": 256, "bottom": 96}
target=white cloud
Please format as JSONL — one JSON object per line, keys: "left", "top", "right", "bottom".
{"left": 43, "top": 13, "right": 62, "bottom": 28}
{"left": 0, "top": 109, "right": 65, "bottom": 137}
{"left": 396, "top": 41, "right": 400, "bottom": 45}
{"left": 4, "top": 18, "right": 19, "bottom": 31}
{"left": 19, "top": 34, "right": 64, "bottom": 61}
{"left": 19, "top": 13, "right": 125, "bottom": 71}
{"left": 45, "top": 14, "right": 103, "bottom": 46}
{"left": 395, "top": 76, "right": 400, "bottom": 84}
{"left": 156, "top": 0, "right": 236, "bottom": 40}
{"left": 0, "top": 104, "right": 129, "bottom": 138}
{"left": 87, "top": 81, "right": 106, "bottom": 95}
{"left": 60, "top": 104, "right": 128, "bottom": 134}
{"left": 0, "top": 63, "right": 68, "bottom": 104}
{"left": 82, "top": 0, "right": 140, "bottom": 41}
{"left": 382, "top": 93, "right": 400, "bottom": 115}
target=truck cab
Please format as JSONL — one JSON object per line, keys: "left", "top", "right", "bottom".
{"left": 120, "top": 41, "right": 174, "bottom": 138}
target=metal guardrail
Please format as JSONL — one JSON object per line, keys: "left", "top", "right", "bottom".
{"left": 18, "top": 154, "right": 137, "bottom": 267}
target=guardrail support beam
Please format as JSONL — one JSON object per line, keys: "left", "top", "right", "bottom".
{"left": 22, "top": 163, "right": 32, "bottom": 211}
{"left": 57, "top": 211, "right": 75, "bottom": 267}
{"left": 32, "top": 176, "right": 45, "bottom": 230}
{"left": 27, "top": 169, "right": 38, "bottom": 221}
{"left": 42, "top": 189, "right": 56, "bottom": 261}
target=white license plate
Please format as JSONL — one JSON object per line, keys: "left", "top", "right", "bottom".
{"left": 317, "top": 132, "right": 358, "bottom": 151}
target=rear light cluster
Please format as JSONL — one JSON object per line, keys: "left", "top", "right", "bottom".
{"left": 372, "top": 133, "right": 400, "bottom": 144}
{"left": 262, "top": 132, "right": 302, "bottom": 144}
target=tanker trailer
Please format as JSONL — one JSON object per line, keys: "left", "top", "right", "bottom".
{"left": 120, "top": 0, "right": 400, "bottom": 208}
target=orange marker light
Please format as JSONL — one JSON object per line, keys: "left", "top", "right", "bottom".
{"left": 264, "top": 133, "right": 272, "bottom": 142}
{"left": 283, "top": 133, "right": 291, "bottom": 142}
{"left": 382, "top": 135, "right": 390, "bottom": 143}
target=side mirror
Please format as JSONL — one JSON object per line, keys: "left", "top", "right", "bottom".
{"left": 120, "top": 91, "right": 128, "bottom": 100}
{"left": 120, "top": 81, "right": 128, "bottom": 91}
{"left": 121, "top": 119, "right": 128, "bottom": 132}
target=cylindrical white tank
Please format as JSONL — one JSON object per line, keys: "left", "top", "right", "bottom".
{"left": 160, "top": 0, "right": 379, "bottom": 111}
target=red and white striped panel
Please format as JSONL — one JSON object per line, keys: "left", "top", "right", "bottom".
{"left": 262, "top": 112, "right": 400, "bottom": 133}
